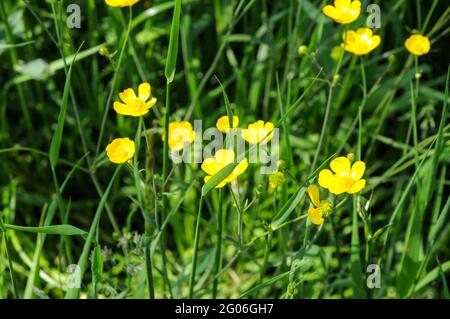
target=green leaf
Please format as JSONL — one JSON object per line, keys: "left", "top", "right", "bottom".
{"left": 239, "top": 271, "right": 290, "bottom": 298}
{"left": 201, "top": 162, "right": 237, "bottom": 196}
{"left": 48, "top": 47, "right": 81, "bottom": 170}
{"left": 164, "top": 0, "right": 182, "bottom": 83}
{"left": 215, "top": 76, "right": 234, "bottom": 121}
{"left": 271, "top": 186, "right": 307, "bottom": 229}
{"left": 415, "top": 260, "right": 450, "bottom": 292}
{"left": 92, "top": 245, "right": 104, "bottom": 282}
{"left": 396, "top": 67, "right": 449, "bottom": 298}
{"left": 3, "top": 224, "right": 87, "bottom": 236}
{"left": 0, "top": 40, "right": 34, "bottom": 50}
{"left": 371, "top": 223, "right": 392, "bottom": 242}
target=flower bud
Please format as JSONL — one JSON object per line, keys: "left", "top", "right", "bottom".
{"left": 298, "top": 45, "right": 308, "bottom": 55}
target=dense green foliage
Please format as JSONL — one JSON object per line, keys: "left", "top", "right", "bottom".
{"left": 0, "top": 0, "right": 449, "bottom": 299}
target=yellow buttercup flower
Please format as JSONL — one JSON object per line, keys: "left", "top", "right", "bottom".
{"left": 106, "top": 137, "right": 135, "bottom": 164}
{"left": 113, "top": 83, "right": 157, "bottom": 117}
{"left": 201, "top": 149, "right": 248, "bottom": 188}
{"left": 318, "top": 156, "right": 366, "bottom": 195}
{"left": 216, "top": 115, "right": 239, "bottom": 133}
{"left": 105, "top": 0, "right": 140, "bottom": 7}
{"left": 307, "top": 185, "right": 333, "bottom": 225}
{"left": 322, "top": 0, "right": 361, "bottom": 24}
{"left": 404, "top": 34, "right": 431, "bottom": 56}
{"left": 241, "top": 120, "right": 274, "bottom": 144}
{"left": 342, "top": 28, "right": 381, "bottom": 55}
{"left": 162, "top": 121, "right": 195, "bottom": 151}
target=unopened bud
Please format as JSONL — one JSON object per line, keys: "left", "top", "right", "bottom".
{"left": 347, "top": 153, "right": 355, "bottom": 162}
{"left": 98, "top": 46, "right": 110, "bottom": 57}
{"left": 298, "top": 45, "right": 308, "bottom": 55}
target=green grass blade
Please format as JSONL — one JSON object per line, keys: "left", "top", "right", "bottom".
{"left": 65, "top": 165, "right": 122, "bottom": 299}
{"left": 48, "top": 47, "right": 81, "bottom": 169}
{"left": 165, "top": 0, "right": 182, "bottom": 83}
{"left": 201, "top": 162, "right": 237, "bottom": 196}
{"left": 3, "top": 224, "right": 87, "bottom": 236}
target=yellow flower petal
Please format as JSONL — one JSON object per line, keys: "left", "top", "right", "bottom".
{"left": 308, "top": 207, "right": 324, "bottom": 225}
{"left": 138, "top": 82, "right": 151, "bottom": 101}
{"left": 146, "top": 97, "right": 157, "bottom": 109}
{"left": 357, "top": 27, "right": 373, "bottom": 37}
{"left": 105, "top": 0, "right": 140, "bottom": 7}
{"left": 369, "top": 35, "right": 381, "bottom": 51}
{"left": 166, "top": 121, "right": 195, "bottom": 151}
{"left": 106, "top": 137, "right": 135, "bottom": 164}
{"left": 119, "top": 88, "right": 136, "bottom": 104}
{"left": 201, "top": 158, "right": 221, "bottom": 176}
{"left": 241, "top": 120, "right": 274, "bottom": 144}
{"left": 330, "top": 156, "right": 351, "bottom": 176}
{"left": 113, "top": 101, "right": 130, "bottom": 115}
{"left": 335, "top": 0, "right": 351, "bottom": 8}
{"left": 216, "top": 115, "right": 239, "bottom": 133}
{"left": 351, "top": 0, "right": 361, "bottom": 10}
{"left": 351, "top": 161, "right": 365, "bottom": 180}
{"left": 343, "top": 27, "right": 381, "bottom": 55}
{"left": 318, "top": 169, "right": 335, "bottom": 189}
{"left": 307, "top": 185, "right": 321, "bottom": 208}
{"left": 343, "top": 30, "right": 357, "bottom": 44}
{"left": 322, "top": 5, "right": 337, "bottom": 20}
{"left": 215, "top": 149, "right": 235, "bottom": 163}
{"left": 202, "top": 150, "right": 247, "bottom": 188}
{"left": 404, "top": 34, "right": 431, "bottom": 56}
{"left": 329, "top": 178, "right": 350, "bottom": 195}
{"left": 228, "top": 158, "right": 248, "bottom": 182}
{"left": 348, "top": 179, "right": 366, "bottom": 194}
{"left": 323, "top": 0, "right": 360, "bottom": 24}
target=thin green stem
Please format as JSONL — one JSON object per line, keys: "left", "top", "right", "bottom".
{"left": 95, "top": 6, "right": 133, "bottom": 160}
{"left": 212, "top": 189, "right": 224, "bottom": 298}
{"left": 310, "top": 86, "right": 334, "bottom": 172}
{"left": 414, "top": 56, "right": 420, "bottom": 98}
{"left": 160, "top": 82, "right": 173, "bottom": 298}
{"left": 358, "top": 57, "right": 367, "bottom": 160}
{"left": 259, "top": 228, "right": 272, "bottom": 284}
{"left": 189, "top": 194, "right": 204, "bottom": 298}
{"left": 144, "top": 223, "right": 155, "bottom": 299}
{"left": 228, "top": 184, "right": 243, "bottom": 247}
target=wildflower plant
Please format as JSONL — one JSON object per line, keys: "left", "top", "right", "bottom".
{"left": 0, "top": 0, "right": 448, "bottom": 302}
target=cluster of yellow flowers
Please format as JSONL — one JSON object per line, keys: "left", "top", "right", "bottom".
{"left": 103, "top": 0, "right": 428, "bottom": 227}
{"left": 200, "top": 116, "right": 275, "bottom": 188}
{"left": 106, "top": 82, "right": 158, "bottom": 164}
{"left": 322, "top": 0, "right": 431, "bottom": 56}
{"left": 106, "top": 93, "right": 275, "bottom": 190}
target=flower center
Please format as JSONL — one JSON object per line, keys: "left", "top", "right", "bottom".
{"left": 131, "top": 98, "right": 146, "bottom": 110}
{"left": 341, "top": 176, "right": 355, "bottom": 190}
{"left": 319, "top": 200, "right": 333, "bottom": 216}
